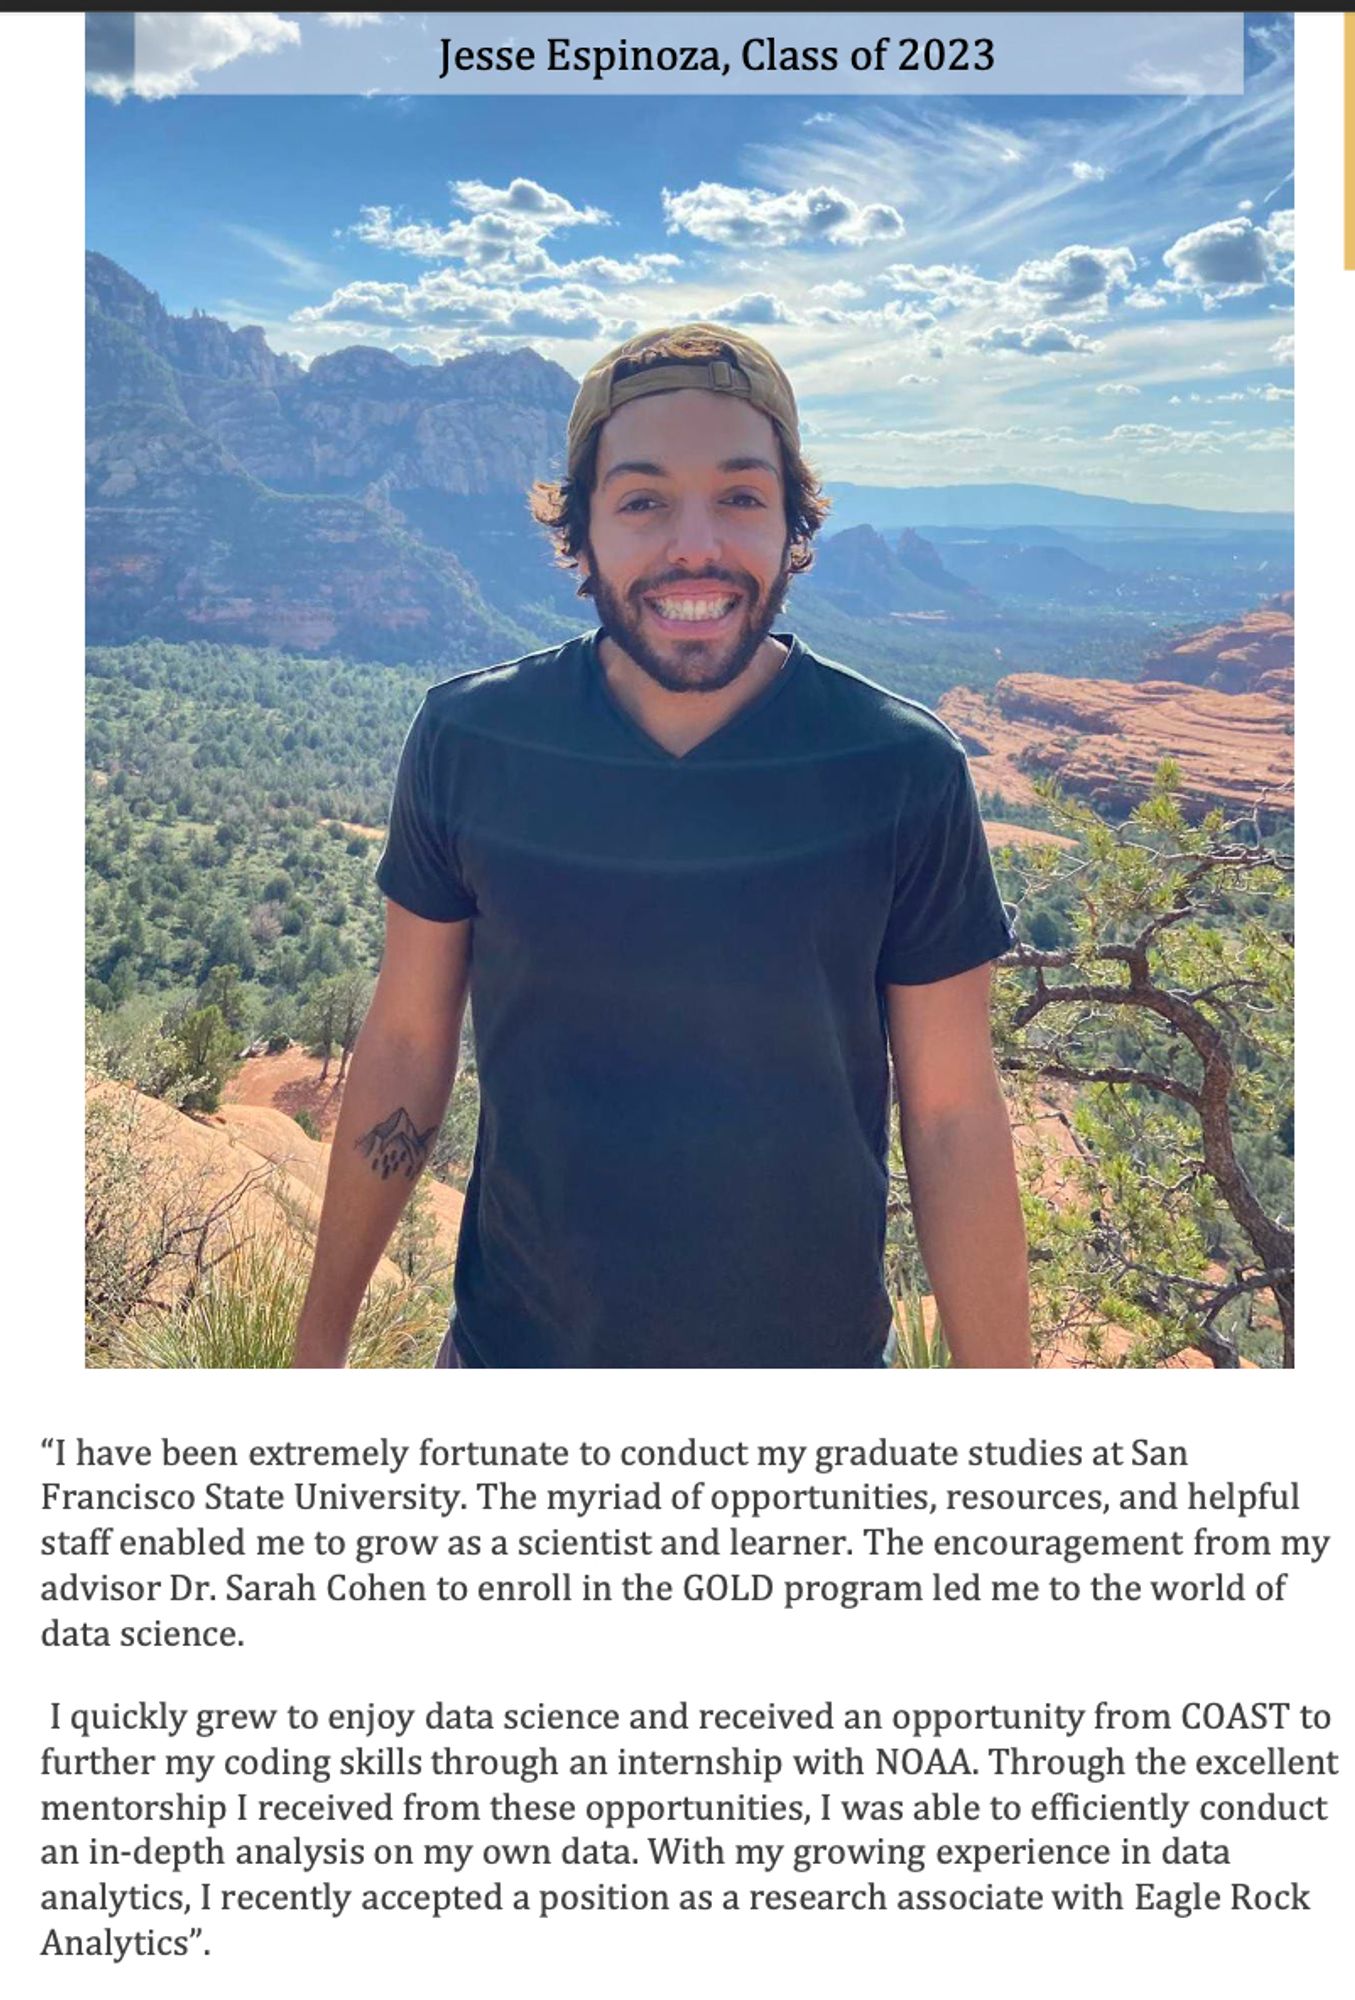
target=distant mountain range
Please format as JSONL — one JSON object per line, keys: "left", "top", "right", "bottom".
{"left": 808, "top": 525, "right": 980, "bottom": 616}
{"left": 808, "top": 522, "right": 1119, "bottom": 613}
{"left": 86, "top": 253, "right": 1293, "bottom": 662}
{"left": 823, "top": 481, "right": 1293, "bottom": 535}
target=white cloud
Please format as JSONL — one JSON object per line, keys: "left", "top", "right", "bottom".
{"left": 88, "top": 12, "right": 299, "bottom": 101}
{"left": 1122, "top": 287, "right": 1168, "bottom": 311}
{"left": 705, "top": 292, "right": 797, "bottom": 326}
{"left": 1012, "top": 243, "right": 1136, "bottom": 314}
{"left": 565, "top": 254, "right": 681, "bottom": 285}
{"left": 968, "top": 320, "right": 1101, "bottom": 356}
{"left": 342, "top": 179, "right": 652, "bottom": 290}
{"left": 454, "top": 178, "right": 606, "bottom": 226}
{"left": 322, "top": 12, "right": 383, "bottom": 24}
{"left": 884, "top": 261, "right": 986, "bottom": 304}
{"left": 1095, "top": 381, "right": 1141, "bottom": 396}
{"left": 1106, "top": 420, "right": 1292, "bottom": 458}
{"left": 1270, "top": 333, "right": 1295, "bottom": 365}
{"left": 1069, "top": 161, "right": 1108, "bottom": 183}
{"left": 880, "top": 244, "right": 1133, "bottom": 340}
{"left": 661, "top": 182, "right": 905, "bottom": 248}
{"left": 352, "top": 180, "right": 609, "bottom": 271}
{"left": 896, "top": 374, "right": 937, "bottom": 385}
{"left": 1162, "top": 209, "right": 1293, "bottom": 299}
{"left": 1264, "top": 207, "right": 1295, "bottom": 258}
{"left": 294, "top": 269, "right": 627, "bottom": 342}
{"left": 1108, "top": 424, "right": 1223, "bottom": 455}
{"left": 1236, "top": 198, "right": 1254, "bottom": 213}
{"left": 809, "top": 281, "right": 867, "bottom": 302}
{"left": 803, "top": 298, "right": 937, "bottom": 334}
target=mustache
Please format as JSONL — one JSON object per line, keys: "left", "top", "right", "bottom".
{"left": 630, "top": 568, "right": 752, "bottom": 597}
{"left": 635, "top": 568, "right": 755, "bottom": 588}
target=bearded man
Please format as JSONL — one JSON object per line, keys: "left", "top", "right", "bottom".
{"left": 293, "top": 324, "right": 1030, "bottom": 1369}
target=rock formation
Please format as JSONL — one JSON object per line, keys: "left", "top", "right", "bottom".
{"left": 86, "top": 253, "right": 580, "bottom": 662}
{"left": 1139, "top": 598, "right": 1294, "bottom": 697}
{"left": 940, "top": 629, "right": 1293, "bottom": 818}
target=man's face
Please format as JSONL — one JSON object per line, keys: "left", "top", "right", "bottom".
{"left": 580, "top": 388, "right": 794, "bottom": 693}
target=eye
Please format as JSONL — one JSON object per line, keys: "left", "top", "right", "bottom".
{"left": 617, "top": 493, "right": 663, "bottom": 513}
{"left": 724, "top": 491, "right": 768, "bottom": 508}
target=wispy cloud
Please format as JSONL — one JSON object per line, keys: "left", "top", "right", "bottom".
{"left": 226, "top": 225, "right": 333, "bottom": 291}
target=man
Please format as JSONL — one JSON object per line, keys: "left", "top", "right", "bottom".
{"left": 293, "top": 323, "right": 1030, "bottom": 1369}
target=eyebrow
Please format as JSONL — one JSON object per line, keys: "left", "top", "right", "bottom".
{"left": 600, "top": 455, "right": 781, "bottom": 487}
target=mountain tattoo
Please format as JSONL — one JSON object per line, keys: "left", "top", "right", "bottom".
{"left": 356, "top": 1108, "right": 438, "bottom": 1181}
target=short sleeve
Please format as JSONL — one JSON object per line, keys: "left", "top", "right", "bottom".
{"left": 374, "top": 696, "right": 478, "bottom": 923}
{"left": 877, "top": 747, "right": 1016, "bottom": 986}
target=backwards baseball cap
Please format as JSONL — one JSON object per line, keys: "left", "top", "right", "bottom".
{"left": 565, "top": 322, "right": 800, "bottom": 481}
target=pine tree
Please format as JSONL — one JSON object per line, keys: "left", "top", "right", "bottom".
{"left": 994, "top": 769, "right": 1293, "bottom": 1367}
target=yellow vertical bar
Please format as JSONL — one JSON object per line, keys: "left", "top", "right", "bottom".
{"left": 1347, "top": 15, "right": 1355, "bottom": 267}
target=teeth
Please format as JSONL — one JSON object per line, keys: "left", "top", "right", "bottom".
{"left": 652, "top": 596, "right": 736, "bottom": 622}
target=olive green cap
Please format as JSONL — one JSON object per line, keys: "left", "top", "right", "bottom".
{"left": 565, "top": 323, "right": 800, "bottom": 479}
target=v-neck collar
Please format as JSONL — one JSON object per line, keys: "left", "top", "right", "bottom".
{"left": 584, "top": 627, "right": 806, "bottom": 765}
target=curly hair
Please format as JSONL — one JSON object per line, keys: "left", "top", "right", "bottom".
{"left": 528, "top": 328, "right": 830, "bottom": 594}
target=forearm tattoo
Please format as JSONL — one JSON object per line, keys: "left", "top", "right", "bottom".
{"left": 356, "top": 1107, "right": 437, "bottom": 1180}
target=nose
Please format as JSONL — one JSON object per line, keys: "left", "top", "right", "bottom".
{"left": 665, "top": 495, "right": 724, "bottom": 570}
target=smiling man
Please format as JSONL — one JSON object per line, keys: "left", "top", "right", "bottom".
{"left": 292, "top": 323, "right": 1030, "bottom": 1370}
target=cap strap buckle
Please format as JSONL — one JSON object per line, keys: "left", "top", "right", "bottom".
{"left": 608, "top": 359, "right": 752, "bottom": 411}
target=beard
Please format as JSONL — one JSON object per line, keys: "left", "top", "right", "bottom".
{"left": 585, "top": 545, "right": 794, "bottom": 694}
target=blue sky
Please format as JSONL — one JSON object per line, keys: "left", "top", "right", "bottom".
{"left": 87, "top": 12, "right": 1294, "bottom": 510}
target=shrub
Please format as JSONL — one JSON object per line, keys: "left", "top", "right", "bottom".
{"left": 99, "top": 1242, "right": 444, "bottom": 1370}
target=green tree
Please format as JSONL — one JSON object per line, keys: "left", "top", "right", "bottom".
{"left": 995, "top": 771, "right": 1293, "bottom": 1367}
{"left": 302, "top": 969, "right": 372, "bottom": 1082}
{"left": 199, "top": 961, "right": 248, "bottom": 1034}
{"left": 332, "top": 968, "right": 373, "bottom": 1082}
{"left": 170, "top": 1003, "right": 239, "bottom": 1113}
{"left": 301, "top": 981, "right": 342, "bottom": 1081}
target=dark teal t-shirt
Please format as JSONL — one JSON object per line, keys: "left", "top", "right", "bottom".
{"left": 375, "top": 629, "right": 1014, "bottom": 1369}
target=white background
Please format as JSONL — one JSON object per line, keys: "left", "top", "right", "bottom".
{"left": 2, "top": 13, "right": 1348, "bottom": 1997}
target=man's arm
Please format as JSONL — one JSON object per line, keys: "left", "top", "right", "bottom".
{"left": 885, "top": 965, "right": 1031, "bottom": 1368}
{"left": 291, "top": 903, "right": 472, "bottom": 1368}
